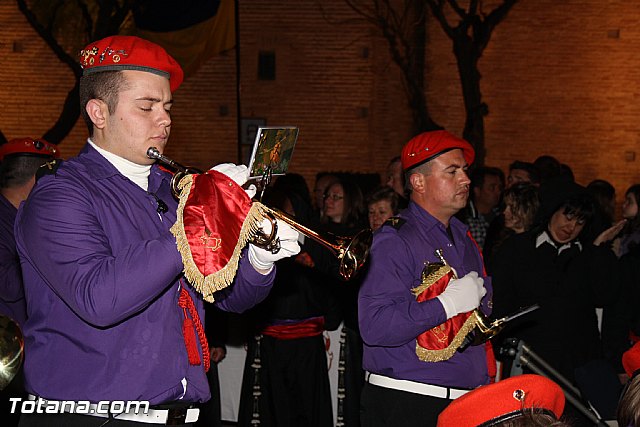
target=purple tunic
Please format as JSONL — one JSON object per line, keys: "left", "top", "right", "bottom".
{"left": 14, "top": 143, "right": 274, "bottom": 404}
{"left": 0, "top": 193, "right": 26, "bottom": 326}
{"left": 358, "top": 202, "right": 493, "bottom": 388}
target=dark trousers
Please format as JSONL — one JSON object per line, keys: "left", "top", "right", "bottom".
{"left": 238, "top": 334, "right": 333, "bottom": 427}
{"left": 195, "top": 363, "right": 221, "bottom": 427}
{"left": 360, "top": 383, "right": 452, "bottom": 427}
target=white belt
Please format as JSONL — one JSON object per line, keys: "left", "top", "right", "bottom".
{"left": 365, "top": 373, "right": 472, "bottom": 399}
{"left": 27, "top": 395, "right": 199, "bottom": 424}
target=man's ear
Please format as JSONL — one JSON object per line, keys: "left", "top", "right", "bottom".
{"left": 85, "top": 99, "right": 109, "bottom": 130}
{"left": 409, "top": 172, "right": 425, "bottom": 194}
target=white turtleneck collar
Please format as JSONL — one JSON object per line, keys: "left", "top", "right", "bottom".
{"left": 88, "top": 139, "right": 151, "bottom": 191}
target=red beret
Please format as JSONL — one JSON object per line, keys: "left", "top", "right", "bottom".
{"left": 437, "top": 375, "right": 565, "bottom": 427}
{"left": 623, "top": 341, "right": 640, "bottom": 378}
{"left": 79, "top": 36, "right": 184, "bottom": 92}
{"left": 401, "top": 130, "right": 475, "bottom": 171}
{"left": 0, "top": 138, "right": 61, "bottom": 162}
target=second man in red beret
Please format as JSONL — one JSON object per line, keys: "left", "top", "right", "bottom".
{"left": 359, "top": 130, "right": 490, "bottom": 426}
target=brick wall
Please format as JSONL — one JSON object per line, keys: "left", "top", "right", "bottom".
{"left": 2, "top": 0, "right": 640, "bottom": 206}
{"left": 425, "top": 0, "right": 640, "bottom": 202}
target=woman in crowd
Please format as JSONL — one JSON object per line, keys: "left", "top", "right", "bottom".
{"left": 614, "top": 184, "right": 640, "bottom": 257}
{"left": 315, "top": 176, "right": 367, "bottom": 427}
{"left": 484, "top": 182, "right": 540, "bottom": 272}
{"left": 603, "top": 184, "right": 640, "bottom": 386}
{"left": 366, "top": 186, "right": 401, "bottom": 231}
{"left": 491, "top": 178, "right": 619, "bottom": 424}
{"left": 238, "top": 184, "right": 334, "bottom": 427}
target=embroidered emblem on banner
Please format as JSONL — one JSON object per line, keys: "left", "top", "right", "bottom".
{"left": 200, "top": 228, "right": 222, "bottom": 252}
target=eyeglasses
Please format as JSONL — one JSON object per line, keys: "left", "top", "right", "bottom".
{"left": 324, "top": 193, "right": 344, "bottom": 202}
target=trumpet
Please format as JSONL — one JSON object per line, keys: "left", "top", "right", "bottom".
{"left": 146, "top": 147, "right": 372, "bottom": 280}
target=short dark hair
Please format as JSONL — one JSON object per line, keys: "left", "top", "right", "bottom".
{"left": 404, "top": 160, "right": 433, "bottom": 194}
{"left": 79, "top": 71, "right": 129, "bottom": 136}
{"left": 0, "top": 156, "right": 52, "bottom": 189}
{"left": 470, "top": 166, "right": 505, "bottom": 192}
{"left": 557, "top": 193, "right": 595, "bottom": 225}
{"left": 533, "top": 155, "right": 565, "bottom": 184}
{"left": 509, "top": 161, "right": 540, "bottom": 184}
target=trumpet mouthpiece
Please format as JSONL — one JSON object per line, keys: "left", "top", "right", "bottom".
{"left": 147, "top": 147, "right": 161, "bottom": 160}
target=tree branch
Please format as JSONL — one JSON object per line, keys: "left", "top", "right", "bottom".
{"left": 426, "top": 0, "right": 455, "bottom": 39}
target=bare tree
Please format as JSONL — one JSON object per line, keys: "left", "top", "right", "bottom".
{"left": 344, "top": 0, "right": 442, "bottom": 135}
{"left": 346, "top": 0, "right": 518, "bottom": 165}
{"left": 426, "top": 0, "right": 519, "bottom": 165}
{"left": 14, "top": 0, "right": 131, "bottom": 145}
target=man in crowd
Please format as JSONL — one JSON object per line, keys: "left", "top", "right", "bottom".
{"left": 14, "top": 35, "right": 300, "bottom": 426}
{"left": 0, "top": 137, "right": 60, "bottom": 427}
{"left": 0, "top": 137, "right": 60, "bottom": 327}
{"left": 460, "top": 166, "right": 504, "bottom": 249}
{"left": 358, "top": 130, "right": 491, "bottom": 426}
{"left": 506, "top": 160, "right": 539, "bottom": 188}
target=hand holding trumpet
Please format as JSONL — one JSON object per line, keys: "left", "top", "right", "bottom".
{"left": 209, "top": 162, "right": 301, "bottom": 274}
{"left": 147, "top": 147, "right": 371, "bottom": 281}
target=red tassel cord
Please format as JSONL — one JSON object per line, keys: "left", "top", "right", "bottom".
{"left": 178, "top": 287, "right": 210, "bottom": 372}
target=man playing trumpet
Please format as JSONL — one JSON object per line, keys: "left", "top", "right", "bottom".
{"left": 358, "top": 130, "right": 491, "bottom": 426}
{"left": 15, "top": 35, "right": 300, "bottom": 426}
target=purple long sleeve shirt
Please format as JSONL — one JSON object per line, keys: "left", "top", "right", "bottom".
{"left": 358, "top": 202, "right": 492, "bottom": 389}
{"left": 0, "top": 194, "right": 26, "bottom": 326}
{"left": 14, "top": 143, "right": 274, "bottom": 404}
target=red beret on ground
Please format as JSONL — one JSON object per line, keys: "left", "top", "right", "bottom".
{"left": 623, "top": 341, "right": 640, "bottom": 378}
{"left": 0, "top": 138, "right": 61, "bottom": 162}
{"left": 79, "top": 35, "right": 184, "bottom": 92}
{"left": 401, "top": 130, "right": 475, "bottom": 171}
{"left": 437, "top": 374, "right": 565, "bottom": 427}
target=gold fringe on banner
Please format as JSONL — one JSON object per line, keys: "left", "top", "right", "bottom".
{"left": 415, "top": 314, "right": 479, "bottom": 362}
{"left": 170, "top": 174, "right": 268, "bottom": 302}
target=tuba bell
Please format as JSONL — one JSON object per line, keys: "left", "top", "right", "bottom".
{"left": 0, "top": 315, "right": 24, "bottom": 391}
{"left": 146, "top": 147, "right": 372, "bottom": 280}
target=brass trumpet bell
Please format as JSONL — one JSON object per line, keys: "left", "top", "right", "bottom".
{"left": 0, "top": 315, "right": 24, "bottom": 390}
{"left": 260, "top": 207, "right": 372, "bottom": 280}
{"left": 467, "top": 310, "right": 506, "bottom": 346}
{"left": 465, "top": 304, "right": 540, "bottom": 347}
{"left": 146, "top": 147, "right": 372, "bottom": 280}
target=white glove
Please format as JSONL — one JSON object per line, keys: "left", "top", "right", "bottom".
{"left": 211, "top": 163, "right": 255, "bottom": 198}
{"left": 436, "top": 271, "right": 486, "bottom": 319}
{"left": 248, "top": 218, "right": 301, "bottom": 273}
{"left": 245, "top": 184, "right": 257, "bottom": 199}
